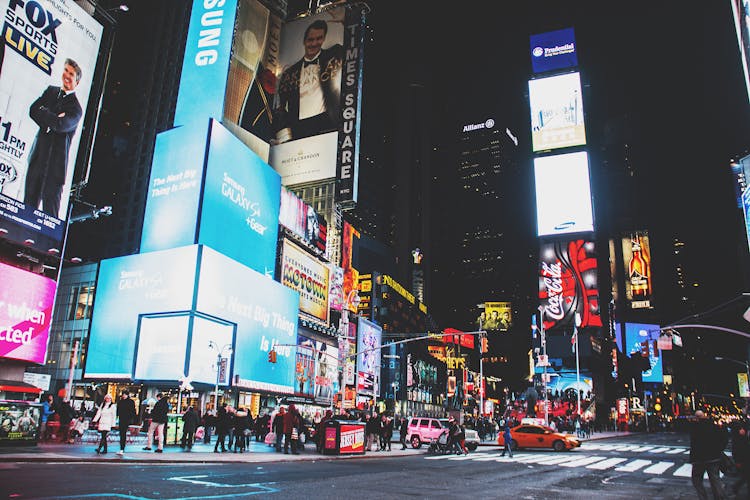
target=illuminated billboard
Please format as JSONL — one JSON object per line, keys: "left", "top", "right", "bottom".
{"left": 529, "top": 72, "right": 586, "bottom": 152}
{"left": 0, "top": 0, "right": 103, "bottom": 243}
{"left": 141, "top": 120, "right": 281, "bottom": 277}
{"left": 341, "top": 221, "right": 360, "bottom": 311}
{"left": 279, "top": 187, "right": 327, "bottom": 254}
{"left": 539, "top": 239, "right": 602, "bottom": 331}
{"left": 621, "top": 231, "right": 653, "bottom": 309}
{"left": 622, "top": 322, "right": 663, "bottom": 383}
{"left": 280, "top": 239, "right": 330, "bottom": 323}
{"left": 534, "top": 151, "right": 594, "bottom": 236}
{"left": 731, "top": 0, "right": 750, "bottom": 104}
{"left": 0, "top": 263, "right": 56, "bottom": 364}
{"left": 478, "top": 302, "right": 512, "bottom": 331}
{"left": 530, "top": 28, "right": 578, "bottom": 74}
{"left": 356, "top": 317, "right": 381, "bottom": 397}
{"left": 86, "top": 245, "right": 299, "bottom": 393}
{"left": 743, "top": 187, "right": 750, "bottom": 253}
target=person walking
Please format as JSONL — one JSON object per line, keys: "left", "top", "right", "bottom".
{"left": 283, "top": 404, "right": 302, "bottom": 455}
{"left": 40, "top": 394, "right": 56, "bottom": 441}
{"left": 500, "top": 424, "right": 514, "bottom": 458}
{"left": 214, "top": 403, "right": 230, "bottom": 453}
{"left": 381, "top": 414, "right": 393, "bottom": 451}
{"left": 92, "top": 394, "right": 117, "bottom": 454}
{"left": 116, "top": 391, "right": 137, "bottom": 456}
{"left": 180, "top": 406, "right": 199, "bottom": 451}
{"left": 144, "top": 393, "right": 169, "bottom": 453}
{"left": 689, "top": 410, "right": 728, "bottom": 499}
{"left": 399, "top": 417, "right": 409, "bottom": 450}
{"left": 731, "top": 414, "right": 750, "bottom": 497}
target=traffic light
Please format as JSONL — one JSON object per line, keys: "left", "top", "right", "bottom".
{"left": 268, "top": 350, "right": 277, "bottom": 363}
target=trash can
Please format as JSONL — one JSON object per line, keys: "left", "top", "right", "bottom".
{"left": 322, "top": 419, "right": 366, "bottom": 455}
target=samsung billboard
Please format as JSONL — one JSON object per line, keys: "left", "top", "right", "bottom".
{"left": 534, "top": 151, "right": 594, "bottom": 236}
{"left": 530, "top": 28, "right": 578, "bottom": 74}
{"left": 529, "top": 72, "right": 586, "bottom": 152}
{"left": 0, "top": 0, "right": 103, "bottom": 245}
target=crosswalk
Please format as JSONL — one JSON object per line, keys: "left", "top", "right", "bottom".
{"left": 424, "top": 445, "right": 695, "bottom": 478}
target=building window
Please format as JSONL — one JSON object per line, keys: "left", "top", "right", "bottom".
{"left": 67, "top": 283, "right": 95, "bottom": 320}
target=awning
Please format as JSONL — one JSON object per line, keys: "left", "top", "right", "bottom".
{"left": 0, "top": 379, "right": 43, "bottom": 394}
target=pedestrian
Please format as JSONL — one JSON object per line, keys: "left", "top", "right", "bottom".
{"left": 380, "top": 414, "right": 393, "bottom": 451}
{"left": 40, "top": 394, "right": 56, "bottom": 441}
{"left": 144, "top": 393, "right": 169, "bottom": 453}
{"left": 116, "top": 391, "right": 137, "bottom": 455}
{"left": 180, "top": 406, "right": 199, "bottom": 451}
{"left": 316, "top": 409, "right": 333, "bottom": 453}
{"left": 233, "top": 408, "right": 248, "bottom": 453}
{"left": 283, "top": 403, "right": 302, "bottom": 455}
{"left": 273, "top": 407, "right": 286, "bottom": 452}
{"left": 203, "top": 408, "right": 215, "bottom": 444}
{"left": 92, "top": 394, "right": 116, "bottom": 454}
{"left": 57, "top": 399, "right": 75, "bottom": 444}
{"left": 731, "top": 414, "right": 750, "bottom": 496}
{"left": 399, "top": 417, "right": 409, "bottom": 450}
{"left": 500, "top": 424, "right": 513, "bottom": 458}
{"left": 214, "top": 403, "right": 230, "bottom": 453}
{"left": 689, "top": 410, "right": 728, "bottom": 499}
{"left": 366, "top": 413, "right": 379, "bottom": 451}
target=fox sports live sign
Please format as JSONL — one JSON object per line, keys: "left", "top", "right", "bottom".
{"left": 0, "top": 0, "right": 103, "bottom": 241}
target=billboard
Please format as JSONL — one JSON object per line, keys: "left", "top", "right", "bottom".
{"left": 622, "top": 322, "right": 663, "bottom": 383}
{"left": 295, "top": 335, "right": 316, "bottom": 397}
{"left": 478, "top": 301, "right": 512, "bottom": 331}
{"left": 280, "top": 238, "right": 330, "bottom": 323}
{"left": 731, "top": 0, "right": 750, "bottom": 104}
{"left": 530, "top": 27, "right": 578, "bottom": 74}
{"left": 313, "top": 339, "right": 338, "bottom": 404}
{"left": 0, "top": 262, "right": 56, "bottom": 364}
{"left": 621, "top": 231, "right": 653, "bottom": 309}
{"left": 743, "top": 187, "right": 750, "bottom": 252}
{"left": 341, "top": 221, "right": 360, "bottom": 311}
{"left": 279, "top": 186, "right": 327, "bottom": 254}
{"left": 534, "top": 151, "right": 594, "bottom": 236}
{"left": 356, "top": 317, "right": 381, "bottom": 397}
{"left": 529, "top": 72, "right": 586, "bottom": 152}
{"left": 539, "top": 239, "right": 602, "bottom": 331}
{"left": 0, "top": 0, "right": 103, "bottom": 242}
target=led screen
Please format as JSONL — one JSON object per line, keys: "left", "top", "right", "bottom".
{"left": 529, "top": 72, "right": 586, "bottom": 152}
{"left": 85, "top": 246, "right": 199, "bottom": 378}
{"left": 279, "top": 187, "right": 327, "bottom": 254}
{"left": 534, "top": 151, "right": 594, "bottom": 236}
{"left": 280, "top": 239, "right": 329, "bottom": 323}
{"left": 623, "top": 322, "right": 663, "bottom": 383}
{"left": 530, "top": 27, "right": 578, "bottom": 74}
{"left": 0, "top": 0, "right": 103, "bottom": 242}
{"left": 622, "top": 231, "right": 654, "bottom": 309}
{"left": 187, "top": 317, "right": 235, "bottom": 386}
{"left": 134, "top": 315, "right": 190, "bottom": 381}
{"left": 196, "top": 246, "right": 299, "bottom": 394}
{"left": 0, "top": 263, "right": 55, "bottom": 364}
{"left": 314, "top": 340, "right": 338, "bottom": 404}
{"left": 200, "top": 120, "right": 281, "bottom": 277}
{"left": 356, "top": 317, "right": 381, "bottom": 397}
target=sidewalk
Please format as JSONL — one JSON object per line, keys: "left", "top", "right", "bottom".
{"left": 0, "top": 431, "right": 629, "bottom": 464}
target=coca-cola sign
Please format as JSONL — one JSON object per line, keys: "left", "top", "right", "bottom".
{"left": 539, "top": 239, "right": 602, "bottom": 331}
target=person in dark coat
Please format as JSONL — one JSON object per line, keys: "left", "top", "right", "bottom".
{"left": 232, "top": 409, "right": 248, "bottom": 453}
{"left": 144, "top": 393, "right": 169, "bottom": 453}
{"left": 116, "top": 391, "right": 136, "bottom": 455}
{"left": 273, "top": 407, "right": 286, "bottom": 452}
{"left": 732, "top": 415, "right": 750, "bottom": 496}
{"left": 380, "top": 414, "right": 393, "bottom": 451}
{"left": 213, "top": 403, "right": 230, "bottom": 453}
{"left": 180, "top": 406, "right": 199, "bottom": 450}
{"left": 57, "top": 399, "right": 75, "bottom": 444}
{"left": 399, "top": 417, "right": 409, "bottom": 450}
{"left": 24, "top": 58, "right": 83, "bottom": 217}
{"left": 283, "top": 404, "right": 302, "bottom": 455}
{"left": 689, "top": 410, "right": 729, "bottom": 499}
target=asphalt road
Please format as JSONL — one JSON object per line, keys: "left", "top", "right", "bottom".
{"left": 0, "top": 433, "right": 728, "bottom": 499}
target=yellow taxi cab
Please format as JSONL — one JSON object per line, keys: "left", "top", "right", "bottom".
{"left": 498, "top": 424, "right": 581, "bottom": 451}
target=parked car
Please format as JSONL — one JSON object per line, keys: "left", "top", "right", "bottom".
{"left": 497, "top": 424, "right": 581, "bottom": 451}
{"left": 439, "top": 419, "right": 480, "bottom": 451}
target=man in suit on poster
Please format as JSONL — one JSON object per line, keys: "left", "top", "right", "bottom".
{"left": 273, "top": 19, "right": 343, "bottom": 143}
{"left": 24, "top": 58, "right": 83, "bottom": 217}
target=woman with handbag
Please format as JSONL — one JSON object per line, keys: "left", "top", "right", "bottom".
{"left": 283, "top": 404, "right": 302, "bottom": 455}
{"left": 92, "top": 394, "right": 117, "bottom": 454}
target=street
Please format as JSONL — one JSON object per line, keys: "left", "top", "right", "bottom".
{"left": 0, "top": 433, "right": 719, "bottom": 499}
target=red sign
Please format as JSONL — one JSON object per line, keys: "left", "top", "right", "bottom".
{"left": 443, "top": 328, "right": 475, "bottom": 349}
{"left": 616, "top": 398, "right": 629, "bottom": 422}
{"left": 339, "top": 424, "right": 365, "bottom": 454}
{"left": 539, "top": 239, "right": 602, "bottom": 331}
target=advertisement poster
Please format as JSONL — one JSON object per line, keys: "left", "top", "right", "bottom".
{"left": 338, "top": 423, "right": 365, "bottom": 454}
{"left": 530, "top": 27, "right": 578, "bottom": 74}
{"left": 478, "top": 301, "right": 512, "bottom": 331}
{"left": 623, "top": 323, "right": 663, "bottom": 383}
{"left": 539, "top": 239, "right": 602, "bottom": 331}
{"left": 295, "top": 336, "right": 315, "bottom": 397}
{"left": 0, "top": 262, "right": 56, "bottom": 364}
{"left": 313, "top": 340, "right": 337, "bottom": 404}
{"left": 356, "top": 317, "right": 381, "bottom": 397}
{"left": 0, "top": 0, "right": 103, "bottom": 241}
{"left": 280, "top": 239, "right": 330, "bottom": 323}
{"left": 279, "top": 187, "right": 327, "bottom": 254}
{"left": 621, "top": 231, "right": 653, "bottom": 309}
{"left": 0, "top": 401, "right": 40, "bottom": 443}
{"left": 534, "top": 151, "right": 594, "bottom": 236}
{"left": 529, "top": 72, "right": 586, "bottom": 152}
{"left": 341, "top": 221, "right": 360, "bottom": 311}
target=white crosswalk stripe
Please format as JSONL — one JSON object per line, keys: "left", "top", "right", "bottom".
{"left": 587, "top": 457, "right": 628, "bottom": 470}
{"left": 559, "top": 456, "right": 607, "bottom": 468}
{"left": 666, "top": 448, "right": 687, "bottom": 454}
{"left": 630, "top": 446, "right": 656, "bottom": 452}
{"left": 647, "top": 447, "right": 673, "bottom": 454}
{"left": 644, "top": 461, "right": 674, "bottom": 474}
{"left": 673, "top": 463, "right": 693, "bottom": 477}
{"left": 616, "top": 459, "right": 652, "bottom": 472}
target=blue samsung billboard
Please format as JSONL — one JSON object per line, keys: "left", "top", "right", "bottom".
{"left": 141, "top": 120, "right": 281, "bottom": 277}
{"left": 620, "top": 322, "right": 663, "bottom": 384}
{"left": 86, "top": 245, "right": 299, "bottom": 393}
{"left": 530, "top": 27, "right": 578, "bottom": 74}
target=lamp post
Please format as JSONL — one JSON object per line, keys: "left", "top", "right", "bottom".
{"left": 391, "top": 381, "right": 398, "bottom": 412}
{"left": 574, "top": 312, "right": 582, "bottom": 416}
{"left": 538, "top": 306, "right": 548, "bottom": 426}
{"left": 208, "top": 341, "right": 233, "bottom": 412}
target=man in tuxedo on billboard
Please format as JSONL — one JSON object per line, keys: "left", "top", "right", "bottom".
{"left": 24, "top": 58, "right": 83, "bottom": 218}
{"left": 273, "top": 19, "right": 342, "bottom": 143}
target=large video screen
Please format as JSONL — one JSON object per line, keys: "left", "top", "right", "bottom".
{"left": 134, "top": 315, "right": 190, "bottom": 381}
{"left": 623, "top": 323, "right": 663, "bottom": 383}
{"left": 529, "top": 72, "right": 586, "bottom": 152}
{"left": 621, "top": 231, "right": 654, "bottom": 309}
{"left": 356, "top": 317, "right": 381, "bottom": 397}
{"left": 530, "top": 27, "right": 578, "bottom": 74}
{"left": 200, "top": 120, "right": 281, "bottom": 277}
{"left": 732, "top": 0, "right": 750, "bottom": 104}
{"left": 187, "top": 316, "right": 235, "bottom": 386}
{"left": 534, "top": 151, "right": 594, "bottom": 236}
{"left": 0, "top": 263, "right": 56, "bottom": 364}
{"left": 0, "top": 0, "right": 103, "bottom": 243}
{"left": 280, "top": 239, "right": 330, "bottom": 323}
{"left": 279, "top": 187, "right": 327, "bottom": 254}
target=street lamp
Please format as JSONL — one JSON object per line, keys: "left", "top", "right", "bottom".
{"left": 208, "top": 341, "right": 233, "bottom": 413}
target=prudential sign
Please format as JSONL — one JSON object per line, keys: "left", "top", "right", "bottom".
{"left": 530, "top": 27, "right": 578, "bottom": 74}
